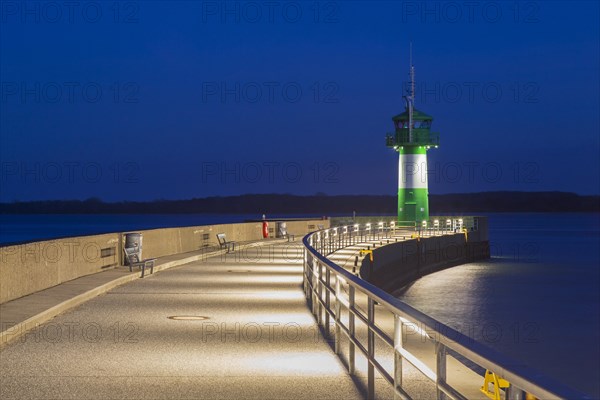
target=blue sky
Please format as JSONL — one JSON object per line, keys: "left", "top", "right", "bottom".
{"left": 1, "top": 1, "right": 598, "bottom": 201}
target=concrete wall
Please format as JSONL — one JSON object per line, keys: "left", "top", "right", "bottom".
{"left": 0, "top": 219, "right": 328, "bottom": 305}
{"left": 360, "top": 232, "right": 490, "bottom": 293}
{"left": 0, "top": 233, "right": 120, "bottom": 304}
{"left": 132, "top": 222, "right": 263, "bottom": 260}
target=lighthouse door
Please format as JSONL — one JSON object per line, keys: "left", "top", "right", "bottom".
{"left": 404, "top": 203, "right": 416, "bottom": 223}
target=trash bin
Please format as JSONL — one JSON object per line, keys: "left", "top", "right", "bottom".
{"left": 275, "top": 222, "right": 288, "bottom": 238}
{"left": 124, "top": 232, "right": 142, "bottom": 265}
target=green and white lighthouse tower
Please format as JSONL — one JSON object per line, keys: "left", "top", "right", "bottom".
{"left": 386, "top": 51, "right": 439, "bottom": 224}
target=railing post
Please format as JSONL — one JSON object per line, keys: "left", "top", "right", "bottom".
{"left": 394, "top": 315, "right": 403, "bottom": 400}
{"left": 325, "top": 267, "right": 330, "bottom": 335}
{"left": 330, "top": 231, "right": 333, "bottom": 253}
{"left": 317, "top": 262, "right": 323, "bottom": 325}
{"left": 303, "top": 248, "right": 308, "bottom": 298}
{"left": 334, "top": 274, "right": 341, "bottom": 355}
{"left": 368, "top": 297, "right": 375, "bottom": 400}
{"left": 312, "top": 259, "right": 318, "bottom": 316}
{"left": 506, "top": 385, "right": 526, "bottom": 400}
{"left": 349, "top": 285, "right": 356, "bottom": 375}
{"left": 436, "top": 341, "right": 447, "bottom": 400}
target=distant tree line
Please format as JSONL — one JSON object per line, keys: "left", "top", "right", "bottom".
{"left": 0, "top": 192, "right": 598, "bottom": 214}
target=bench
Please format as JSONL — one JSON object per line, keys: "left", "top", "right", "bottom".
{"left": 123, "top": 247, "right": 156, "bottom": 278}
{"left": 216, "top": 233, "right": 236, "bottom": 253}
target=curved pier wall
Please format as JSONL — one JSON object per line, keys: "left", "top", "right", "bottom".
{"left": 0, "top": 219, "right": 328, "bottom": 304}
{"left": 360, "top": 232, "right": 490, "bottom": 293}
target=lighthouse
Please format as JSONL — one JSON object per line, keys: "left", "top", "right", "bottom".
{"left": 386, "top": 51, "right": 439, "bottom": 224}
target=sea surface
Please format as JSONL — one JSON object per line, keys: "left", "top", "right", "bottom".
{"left": 395, "top": 213, "right": 600, "bottom": 398}
{"left": 0, "top": 213, "right": 324, "bottom": 245}
{"left": 1, "top": 212, "right": 598, "bottom": 396}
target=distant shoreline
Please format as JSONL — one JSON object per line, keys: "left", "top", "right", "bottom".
{"left": 1, "top": 191, "right": 598, "bottom": 214}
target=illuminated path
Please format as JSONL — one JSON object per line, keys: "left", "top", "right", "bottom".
{"left": 0, "top": 242, "right": 363, "bottom": 399}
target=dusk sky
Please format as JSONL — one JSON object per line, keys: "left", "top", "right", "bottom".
{"left": 1, "top": 1, "right": 598, "bottom": 201}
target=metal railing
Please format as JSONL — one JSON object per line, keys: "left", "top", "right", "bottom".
{"left": 386, "top": 131, "right": 440, "bottom": 147}
{"left": 330, "top": 216, "right": 478, "bottom": 234}
{"left": 302, "top": 223, "right": 587, "bottom": 400}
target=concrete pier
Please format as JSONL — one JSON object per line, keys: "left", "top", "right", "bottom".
{"left": 3, "top": 217, "right": 571, "bottom": 399}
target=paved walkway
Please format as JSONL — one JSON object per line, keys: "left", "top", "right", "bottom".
{"left": 1, "top": 244, "right": 246, "bottom": 347}
{"left": 0, "top": 241, "right": 363, "bottom": 399}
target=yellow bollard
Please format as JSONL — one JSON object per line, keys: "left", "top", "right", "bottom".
{"left": 480, "top": 370, "right": 510, "bottom": 400}
{"left": 359, "top": 249, "right": 373, "bottom": 262}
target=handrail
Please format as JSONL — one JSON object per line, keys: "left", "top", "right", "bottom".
{"left": 302, "top": 222, "right": 589, "bottom": 400}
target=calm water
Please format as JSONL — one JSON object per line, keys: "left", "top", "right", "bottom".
{"left": 1, "top": 212, "right": 598, "bottom": 396}
{"left": 0, "top": 213, "right": 324, "bottom": 245}
{"left": 396, "top": 213, "right": 600, "bottom": 398}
